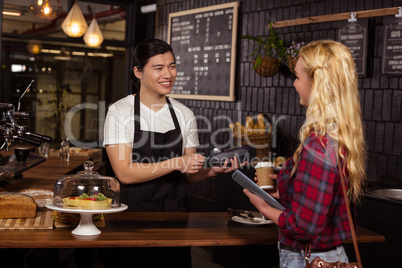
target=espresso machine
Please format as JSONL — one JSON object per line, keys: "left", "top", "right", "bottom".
{"left": 0, "top": 80, "right": 52, "bottom": 182}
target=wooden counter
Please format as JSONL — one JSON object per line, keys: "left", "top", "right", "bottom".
{"left": 0, "top": 155, "right": 385, "bottom": 250}
{"left": 1, "top": 156, "right": 95, "bottom": 192}
{"left": 0, "top": 212, "right": 385, "bottom": 249}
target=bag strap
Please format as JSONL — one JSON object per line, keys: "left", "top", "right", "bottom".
{"left": 337, "top": 152, "right": 362, "bottom": 268}
{"left": 305, "top": 243, "right": 311, "bottom": 266}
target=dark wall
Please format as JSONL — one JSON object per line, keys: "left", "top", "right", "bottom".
{"left": 154, "top": 0, "right": 402, "bottom": 211}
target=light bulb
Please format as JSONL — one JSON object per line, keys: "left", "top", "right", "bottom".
{"left": 43, "top": 4, "right": 52, "bottom": 15}
{"left": 70, "top": 22, "right": 82, "bottom": 37}
{"left": 86, "top": 34, "right": 100, "bottom": 46}
{"left": 30, "top": 0, "right": 61, "bottom": 20}
{"left": 27, "top": 41, "right": 42, "bottom": 55}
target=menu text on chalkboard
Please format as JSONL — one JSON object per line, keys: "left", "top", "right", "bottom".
{"left": 338, "top": 20, "right": 368, "bottom": 77}
{"left": 168, "top": 2, "right": 239, "bottom": 101}
{"left": 382, "top": 16, "right": 402, "bottom": 74}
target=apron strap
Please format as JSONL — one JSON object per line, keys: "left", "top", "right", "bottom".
{"left": 133, "top": 94, "right": 181, "bottom": 140}
{"left": 166, "top": 97, "right": 180, "bottom": 130}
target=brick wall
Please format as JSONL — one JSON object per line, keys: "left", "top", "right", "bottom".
{"left": 155, "top": 0, "right": 402, "bottom": 210}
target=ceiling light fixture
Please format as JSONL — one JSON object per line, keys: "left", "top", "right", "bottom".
{"left": 83, "top": 17, "right": 104, "bottom": 47}
{"left": 61, "top": 2, "right": 88, "bottom": 38}
{"left": 30, "top": 0, "right": 62, "bottom": 20}
{"left": 27, "top": 40, "right": 43, "bottom": 54}
{"left": 54, "top": 47, "right": 72, "bottom": 61}
{"left": 2, "top": 10, "right": 22, "bottom": 16}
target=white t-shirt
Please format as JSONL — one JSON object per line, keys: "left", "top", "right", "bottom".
{"left": 103, "top": 95, "right": 199, "bottom": 153}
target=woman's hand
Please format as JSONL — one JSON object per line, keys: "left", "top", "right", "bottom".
{"left": 254, "top": 173, "right": 280, "bottom": 199}
{"left": 243, "top": 189, "right": 269, "bottom": 211}
{"left": 177, "top": 154, "right": 206, "bottom": 174}
{"left": 243, "top": 189, "right": 281, "bottom": 225}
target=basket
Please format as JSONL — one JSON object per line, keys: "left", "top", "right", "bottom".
{"left": 287, "top": 56, "right": 298, "bottom": 73}
{"left": 254, "top": 57, "right": 280, "bottom": 77}
{"left": 233, "top": 132, "right": 272, "bottom": 163}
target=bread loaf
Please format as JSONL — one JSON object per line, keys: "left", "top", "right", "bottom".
{"left": 19, "top": 188, "right": 53, "bottom": 210}
{"left": 0, "top": 193, "right": 37, "bottom": 218}
{"left": 256, "top": 114, "right": 266, "bottom": 134}
{"left": 245, "top": 116, "right": 255, "bottom": 136}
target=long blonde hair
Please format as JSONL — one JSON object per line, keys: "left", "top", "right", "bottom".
{"left": 292, "top": 40, "right": 366, "bottom": 202}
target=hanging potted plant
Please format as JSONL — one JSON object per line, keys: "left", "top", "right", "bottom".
{"left": 243, "top": 22, "right": 286, "bottom": 77}
{"left": 285, "top": 41, "right": 306, "bottom": 73}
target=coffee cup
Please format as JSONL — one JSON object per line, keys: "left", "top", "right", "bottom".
{"left": 255, "top": 161, "right": 275, "bottom": 190}
{"left": 15, "top": 148, "right": 30, "bottom": 162}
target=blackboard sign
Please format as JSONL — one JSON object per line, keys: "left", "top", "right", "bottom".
{"left": 382, "top": 16, "right": 402, "bottom": 74}
{"left": 337, "top": 19, "right": 368, "bottom": 77}
{"left": 167, "top": 2, "right": 239, "bottom": 101}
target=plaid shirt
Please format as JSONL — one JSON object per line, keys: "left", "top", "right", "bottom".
{"left": 277, "top": 134, "right": 351, "bottom": 250}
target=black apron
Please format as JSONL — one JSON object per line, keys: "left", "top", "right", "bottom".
{"left": 109, "top": 95, "right": 191, "bottom": 268}
{"left": 120, "top": 94, "right": 188, "bottom": 212}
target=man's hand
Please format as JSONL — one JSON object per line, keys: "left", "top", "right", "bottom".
{"left": 211, "top": 156, "right": 248, "bottom": 175}
{"left": 177, "top": 154, "right": 206, "bottom": 174}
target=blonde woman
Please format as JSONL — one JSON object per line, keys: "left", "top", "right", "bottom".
{"left": 244, "top": 40, "right": 366, "bottom": 268}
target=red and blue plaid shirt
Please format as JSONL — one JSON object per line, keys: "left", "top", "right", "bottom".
{"left": 277, "top": 134, "right": 351, "bottom": 250}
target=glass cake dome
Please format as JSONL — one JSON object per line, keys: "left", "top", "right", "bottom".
{"left": 53, "top": 161, "right": 121, "bottom": 210}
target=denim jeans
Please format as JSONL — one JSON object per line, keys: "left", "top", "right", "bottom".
{"left": 278, "top": 241, "right": 349, "bottom": 268}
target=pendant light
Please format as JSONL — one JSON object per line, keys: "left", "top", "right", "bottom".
{"left": 30, "top": 0, "right": 62, "bottom": 20}
{"left": 27, "top": 40, "right": 43, "bottom": 54}
{"left": 83, "top": 17, "right": 104, "bottom": 47}
{"left": 61, "top": 2, "right": 88, "bottom": 38}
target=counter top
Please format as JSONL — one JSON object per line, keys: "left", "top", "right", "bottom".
{"left": 1, "top": 156, "right": 97, "bottom": 192}
{"left": 0, "top": 212, "right": 385, "bottom": 249}
{"left": 0, "top": 155, "right": 386, "bottom": 250}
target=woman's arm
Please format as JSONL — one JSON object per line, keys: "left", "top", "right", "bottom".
{"left": 277, "top": 136, "right": 338, "bottom": 241}
{"left": 106, "top": 143, "right": 206, "bottom": 184}
{"left": 243, "top": 189, "right": 282, "bottom": 225}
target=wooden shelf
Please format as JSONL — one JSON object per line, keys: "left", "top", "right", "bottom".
{"left": 272, "top": 7, "right": 400, "bottom": 28}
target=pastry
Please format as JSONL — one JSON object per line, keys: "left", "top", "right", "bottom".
{"left": 63, "top": 193, "right": 112, "bottom": 209}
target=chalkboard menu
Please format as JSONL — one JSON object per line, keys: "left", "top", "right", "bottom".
{"left": 382, "top": 16, "right": 402, "bottom": 74}
{"left": 337, "top": 20, "right": 368, "bottom": 77}
{"left": 167, "top": 2, "right": 239, "bottom": 101}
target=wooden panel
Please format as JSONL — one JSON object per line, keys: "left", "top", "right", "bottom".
{"left": 272, "top": 7, "right": 400, "bottom": 28}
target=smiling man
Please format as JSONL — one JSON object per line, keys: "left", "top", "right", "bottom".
{"left": 103, "top": 38, "right": 244, "bottom": 268}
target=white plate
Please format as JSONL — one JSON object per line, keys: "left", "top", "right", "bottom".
{"left": 46, "top": 203, "right": 128, "bottom": 236}
{"left": 231, "top": 215, "right": 273, "bottom": 226}
{"left": 46, "top": 204, "right": 128, "bottom": 214}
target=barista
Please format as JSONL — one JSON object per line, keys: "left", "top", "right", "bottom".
{"left": 104, "top": 38, "right": 242, "bottom": 213}
{"left": 103, "top": 38, "right": 243, "bottom": 268}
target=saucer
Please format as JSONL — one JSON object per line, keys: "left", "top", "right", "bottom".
{"left": 231, "top": 215, "right": 273, "bottom": 226}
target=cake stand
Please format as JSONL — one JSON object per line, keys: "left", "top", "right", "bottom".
{"left": 46, "top": 203, "right": 128, "bottom": 236}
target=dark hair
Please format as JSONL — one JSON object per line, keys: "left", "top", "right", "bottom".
{"left": 130, "top": 38, "right": 175, "bottom": 90}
